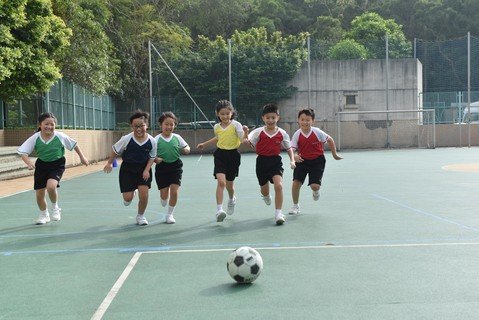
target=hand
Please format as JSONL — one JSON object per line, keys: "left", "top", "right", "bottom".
{"left": 27, "top": 163, "right": 35, "bottom": 170}
{"left": 290, "top": 161, "right": 296, "bottom": 169}
{"left": 81, "top": 157, "right": 89, "bottom": 166}
{"left": 242, "top": 125, "right": 249, "bottom": 135}
{"left": 197, "top": 143, "right": 204, "bottom": 150}
{"left": 294, "top": 154, "right": 304, "bottom": 163}
{"left": 333, "top": 154, "right": 343, "bottom": 160}
{"left": 155, "top": 157, "right": 164, "bottom": 164}
{"left": 103, "top": 163, "right": 112, "bottom": 173}
{"left": 142, "top": 170, "right": 150, "bottom": 181}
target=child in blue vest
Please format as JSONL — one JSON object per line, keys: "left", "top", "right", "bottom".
{"left": 104, "top": 110, "right": 157, "bottom": 225}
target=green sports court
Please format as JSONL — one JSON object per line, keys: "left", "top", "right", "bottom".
{"left": 1, "top": 148, "right": 479, "bottom": 319}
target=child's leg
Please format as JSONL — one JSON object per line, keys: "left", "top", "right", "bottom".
{"left": 215, "top": 173, "right": 227, "bottom": 206}
{"left": 260, "top": 183, "right": 270, "bottom": 198}
{"left": 137, "top": 185, "right": 149, "bottom": 215}
{"left": 122, "top": 190, "right": 136, "bottom": 203}
{"left": 160, "top": 187, "right": 169, "bottom": 206}
{"left": 272, "top": 175, "right": 283, "bottom": 210}
{"left": 292, "top": 180, "right": 303, "bottom": 205}
{"left": 36, "top": 189, "right": 47, "bottom": 211}
{"left": 310, "top": 183, "right": 320, "bottom": 193}
{"left": 168, "top": 184, "right": 179, "bottom": 207}
{"left": 46, "top": 178, "right": 59, "bottom": 205}
{"left": 225, "top": 180, "right": 235, "bottom": 200}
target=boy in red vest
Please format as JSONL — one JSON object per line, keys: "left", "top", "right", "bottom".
{"left": 248, "top": 104, "right": 296, "bottom": 225}
{"left": 289, "top": 108, "right": 342, "bottom": 215}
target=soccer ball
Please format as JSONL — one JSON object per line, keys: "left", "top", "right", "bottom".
{"left": 227, "top": 246, "right": 263, "bottom": 283}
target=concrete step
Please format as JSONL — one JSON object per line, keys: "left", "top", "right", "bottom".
{"left": 0, "top": 154, "right": 22, "bottom": 164}
{"left": 0, "top": 146, "right": 19, "bottom": 156}
{"left": 0, "top": 167, "right": 34, "bottom": 180}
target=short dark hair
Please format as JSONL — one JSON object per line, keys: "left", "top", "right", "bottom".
{"left": 129, "top": 109, "right": 149, "bottom": 124}
{"left": 215, "top": 99, "right": 236, "bottom": 120}
{"left": 158, "top": 111, "right": 177, "bottom": 125}
{"left": 262, "top": 103, "right": 279, "bottom": 116}
{"left": 297, "top": 108, "right": 315, "bottom": 120}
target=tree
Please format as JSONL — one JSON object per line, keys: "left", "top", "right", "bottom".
{"left": 53, "top": 0, "right": 121, "bottom": 95}
{"left": 0, "top": 0, "right": 71, "bottom": 102}
{"left": 328, "top": 39, "right": 367, "bottom": 60}
{"left": 107, "top": 1, "right": 192, "bottom": 99}
{"left": 346, "top": 12, "right": 411, "bottom": 58}
{"left": 155, "top": 27, "right": 308, "bottom": 125}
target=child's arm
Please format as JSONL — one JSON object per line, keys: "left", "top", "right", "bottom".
{"left": 326, "top": 137, "right": 343, "bottom": 160}
{"left": 20, "top": 154, "right": 35, "bottom": 170}
{"left": 142, "top": 158, "right": 155, "bottom": 181}
{"left": 286, "top": 147, "right": 296, "bottom": 169}
{"left": 74, "top": 145, "right": 89, "bottom": 166}
{"left": 182, "top": 145, "right": 191, "bottom": 154}
{"left": 103, "top": 150, "right": 118, "bottom": 173}
{"left": 197, "top": 137, "right": 218, "bottom": 150}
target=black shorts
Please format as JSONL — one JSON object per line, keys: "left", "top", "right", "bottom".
{"left": 293, "top": 155, "right": 326, "bottom": 186}
{"left": 119, "top": 161, "right": 152, "bottom": 193}
{"left": 213, "top": 148, "right": 241, "bottom": 181}
{"left": 34, "top": 157, "right": 66, "bottom": 190}
{"left": 155, "top": 159, "right": 183, "bottom": 189}
{"left": 256, "top": 155, "right": 283, "bottom": 186}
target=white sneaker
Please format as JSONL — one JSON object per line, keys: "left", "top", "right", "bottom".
{"left": 262, "top": 195, "right": 272, "bottom": 206}
{"left": 227, "top": 196, "right": 236, "bottom": 215}
{"left": 136, "top": 214, "right": 149, "bottom": 226}
{"left": 165, "top": 214, "right": 176, "bottom": 224}
{"left": 51, "top": 207, "right": 61, "bottom": 221}
{"left": 216, "top": 210, "right": 226, "bottom": 222}
{"left": 275, "top": 213, "right": 286, "bottom": 225}
{"left": 289, "top": 205, "right": 300, "bottom": 215}
{"left": 161, "top": 199, "right": 168, "bottom": 207}
{"left": 313, "top": 191, "right": 320, "bottom": 201}
{"left": 36, "top": 212, "right": 50, "bottom": 225}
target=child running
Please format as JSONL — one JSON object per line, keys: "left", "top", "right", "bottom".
{"left": 196, "top": 100, "right": 249, "bottom": 222}
{"left": 154, "top": 112, "right": 190, "bottom": 224}
{"left": 103, "top": 110, "right": 157, "bottom": 226}
{"left": 17, "top": 112, "right": 89, "bottom": 225}
{"left": 289, "top": 108, "right": 342, "bottom": 215}
{"left": 247, "top": 103, "right": 295, "bottom": 225}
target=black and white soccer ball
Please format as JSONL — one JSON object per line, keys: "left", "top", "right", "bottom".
{"left": 227, "top": 246, "right": 263, "bottom": 283}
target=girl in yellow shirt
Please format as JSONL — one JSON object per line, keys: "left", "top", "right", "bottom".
{"left": 197, "top": 100, "right": 248, "bottom": 222}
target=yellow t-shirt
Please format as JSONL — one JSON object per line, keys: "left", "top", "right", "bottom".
{"left": 214, "top": 120, "right": 244, "bottom": 150}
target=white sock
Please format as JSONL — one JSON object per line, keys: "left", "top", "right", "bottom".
{"left": 217, "top": 204, "right": 223, "bottom": 212}
{"left": 313, "top": 190, "right": 319, "bottom": 195}
{"left": 275, "top": 209, "right": 282, "bottom": 215}
{"left": 51, "top": 202, "right": 59, "bottom": 210}
{"left": 168, "top": 205, "right": 175, "bottom": 215}
{"left": 123, "top": 200, "right": 132, "bottom": 206}
{"left": 229, "top": 196, "right": 235, "bottom": 203}
{"left": 161, "top": 199, "right": 168, "bottom": 207}
{"left": 41, "top": 209, "right": 49, "bottom": 216}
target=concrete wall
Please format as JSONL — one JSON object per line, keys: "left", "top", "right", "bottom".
{"left": 278, "top": 58, "right": 423, "bottom": 123}
{"left": 0, "top": 130, "right": 4, "bottom": 146}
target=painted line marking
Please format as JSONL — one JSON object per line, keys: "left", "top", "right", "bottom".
{"left": 372, "top": 194, "right": 479, "bottom": 233}
{"left": 91, "top": 252, "right": 142, "bottom": 320}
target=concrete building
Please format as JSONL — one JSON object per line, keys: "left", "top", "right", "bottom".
{"left": 278, "top": 58, "right": 423, "bottom": 124}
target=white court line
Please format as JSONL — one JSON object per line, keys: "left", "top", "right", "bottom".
{"left": 143, "top": 241, "right": 479, "bottom": 255}
{"left": 91, "top": 252, "right": 142, "bottom": 320}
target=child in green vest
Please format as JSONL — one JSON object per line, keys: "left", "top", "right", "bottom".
{"left": 18, "top": 112, "right": 89, "bottom": 225}
{"left": 154, "top": 112, "right": 191, "bottom": 224}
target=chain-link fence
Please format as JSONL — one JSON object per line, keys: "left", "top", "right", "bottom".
{"left": 1, "top": 78, "right": 115, "bottom": 130}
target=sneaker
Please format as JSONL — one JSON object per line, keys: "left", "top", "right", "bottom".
{"left": 227, "top": 196, "right": 236, "bottom": 215}
{"left": 136, "top": 214, "right": 149, "bottom": 226}
{"left": 313, "top": 191, "right": 320, "bottom": 201}
{"left": 216, "top": 210, "right": 226, "bottom": 222}
{"left": 275, "top": 213, "right": 286, "bottom": 225}
{"left": 262, "top": 194, "right": 272, "bottom": 206}
{"left": 165, "top": 214, "right": 176, "bottom": 224}
{"left": 36, "top": 212, "right": 50, "bottom": 225}
{"left": 289, "top": 205, "right": 300, "bottom": 215}
{"left": 161, "top": 199, "right": 168, "bottom": 207}
{"left": 51, "top": 207, "right": 62, "bottom": 221}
